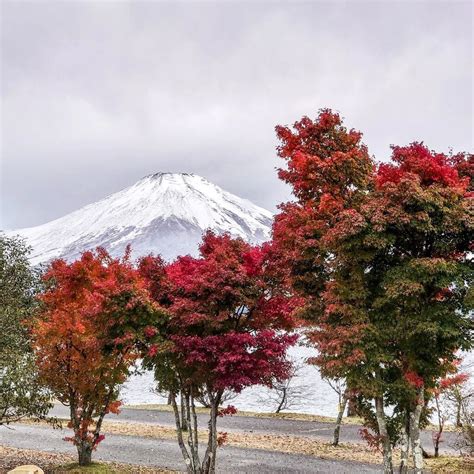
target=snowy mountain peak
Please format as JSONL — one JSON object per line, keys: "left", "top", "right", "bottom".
{"left": 144, "top": 171, "right": 196, "bottom": 179}
{"left": 5, "top": 173, "right": 273, "bottom": 265}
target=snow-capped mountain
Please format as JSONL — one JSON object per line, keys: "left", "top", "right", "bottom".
{"left": 5, "top": 173, "right": 273, "bottom": 265}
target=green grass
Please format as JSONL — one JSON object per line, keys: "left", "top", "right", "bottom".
{"left": 53, "top": 462, "right": 118, "bottom": 473}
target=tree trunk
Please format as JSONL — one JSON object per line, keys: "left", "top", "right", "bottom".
{"left": 375, "top": 396, "right": 393, "bottom": 474}
{"left": 185, "top": 391, "right": 201, "bottom": 471}
{"left": 399, "top": 418, "right": 410, "bottom": 474}
{"left": 181, "top": 392, "right": 188, "bottom": 432}
{"left": 455, "top": 391, "right": 463, "bottom": 427}
{"left": 276, "top": 387, "right": 287, "bottom": 414}
{"left": 170, "top": 392, "right": 194, "bottom": 473}
{"left": 347, "top": 397, "right": 358, "bottom": 417}
{"left": 275, "top": 387, "right": 288, "bottom": 413}
{"left": 202, "top": 392, "right": 221, "bottom": 474}
{"left": 77, "top": 444, "right": 92, "bottom": 466}
{"left": 433, "top": 393, "right": 443, "bottom": 458}
{"left": 333, "top": 393, "right": 348, "bottom": 446}
{"left": 410, "top": 386, "right": 424, "bottom": 474}
{"left": 456, "top": 403, "right": 462, "bottom": 427}
{"left": 190, "top": 392, "right": 200, "bottom": 467}
{"left": 204, "top": 401, "right": 218, "bottom": 473}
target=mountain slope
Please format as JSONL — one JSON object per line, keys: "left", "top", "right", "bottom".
{"left": 5, "top": 173, "right": 273, "bottom": 265}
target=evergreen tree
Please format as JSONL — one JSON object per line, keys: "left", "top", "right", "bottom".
{"left": 0, "top": 235, "right": 52, "bottom": 425}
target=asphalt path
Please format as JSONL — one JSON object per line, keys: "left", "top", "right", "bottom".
{"left": 1, "top": 405, "right": 463, "bottom": 472}
{"left": 48, "top": 404, "right": 461, "bottom": 455}
{"left": 1, "top": 424, "right": 381, "bottom": 473}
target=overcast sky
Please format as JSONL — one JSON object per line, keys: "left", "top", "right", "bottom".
{"left": 1, "top": 0, "right": 472, "bottom": 229}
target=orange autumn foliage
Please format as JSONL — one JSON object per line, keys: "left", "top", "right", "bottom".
{"left": 32, "top": 247, "right": 158, "bottom": 465}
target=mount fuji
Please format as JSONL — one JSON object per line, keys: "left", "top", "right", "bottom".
{"left": 5, "top": 173, "right": 274, "bottom": 265}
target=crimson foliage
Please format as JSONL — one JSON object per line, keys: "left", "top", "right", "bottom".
{"left": 139, "top": 231, "right": 299, "bottom": 473}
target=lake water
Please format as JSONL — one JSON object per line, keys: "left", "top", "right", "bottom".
{"left": 121, "top": 345, "right": 474, "bottom": 418}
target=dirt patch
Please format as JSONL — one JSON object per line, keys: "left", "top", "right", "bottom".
{"left": 0, "top": 445, "right": 174, "bottom": 474}
{"left": 425, "top": 456, "right": 474, "bottom": 473}
{"left": 0, "top": 445, "right": 73, "bottom": 474}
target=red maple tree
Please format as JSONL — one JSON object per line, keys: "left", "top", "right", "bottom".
{"left": 139, "top": 232, "right": 299, "bottom": 474}
{"left": 272, "top": 110, "right": 473, "bottom": 473}
{"left": 32, "top": 248, "right": 160, "bottom": 465}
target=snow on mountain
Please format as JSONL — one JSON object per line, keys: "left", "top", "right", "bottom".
{"left": 5, "top": 172, "right": 273, "bottom": 265}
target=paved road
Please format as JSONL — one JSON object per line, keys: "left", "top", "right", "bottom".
{"left": 1, "top": 424, "right": 381, "bottom": 473}
{"left": 49, "top": 404, "right": 461, "bottom": 455}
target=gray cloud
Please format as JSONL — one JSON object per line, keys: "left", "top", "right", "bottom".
{"left": 1, "top": 0, "right": 472, "bottom": 229}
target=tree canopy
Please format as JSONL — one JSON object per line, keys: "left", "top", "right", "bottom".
{"left": 273, "top": 109, "right": 473, "bottom": 473}
{"left": 0, "top": 235, "right": 52, "bottom": 426}
{"left": 32, "top": 247, "right": 164, "bottom": 465}
{"left": 139, "top": 231, "right": 299, "bottom": 474}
